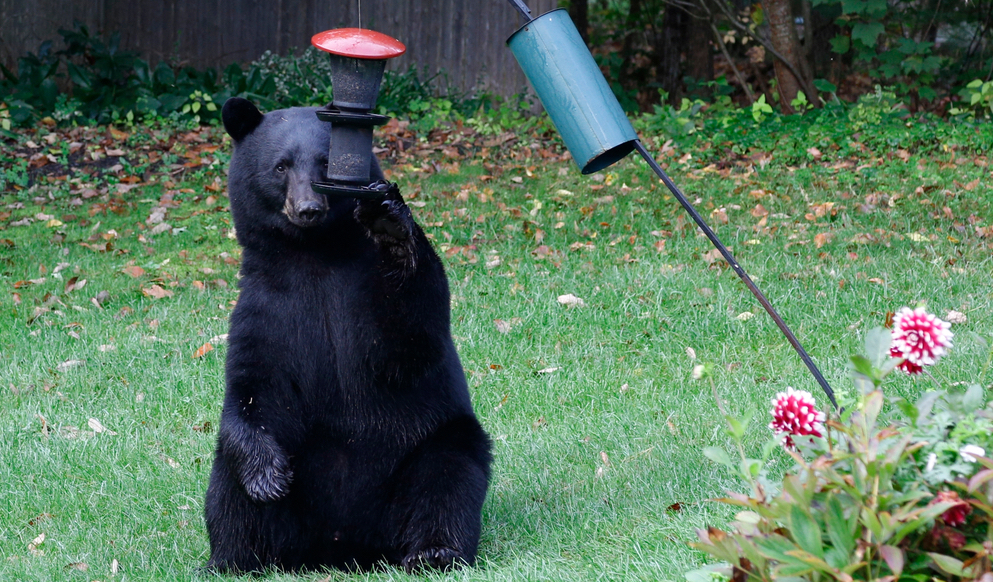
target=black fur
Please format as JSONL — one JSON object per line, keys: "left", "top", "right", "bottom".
{"left": 205, "top": 101, "right": 492, "bottom": 573}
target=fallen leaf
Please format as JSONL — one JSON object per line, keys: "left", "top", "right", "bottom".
{"left": 56, "top": 359, "right": 85, "bottom": 372}
{"left": 813, "top": 232, "right": 833, "bottom": 249}
{"left": 28, "top": 532, "right": 45, "bottom": 556}
{"left": 557, "top": 294, "right": 585, "bottom": 307}
{"left": 536, "top": 366, "right": 561, "bottom": 374}
{"left": 735, "top": 311, "right": 755, "bottom": 321}
{"left": 66, "top": 562, "right": 89, "bottom": 572}
{"left": 494, "top": 318, "right": 521, "bottom": 334}
{"left": 208, "top": 334, "right": 229, "bottom": 344}
{"left": 27, "top": 513, "right": 53, "bottom": 526}
{"left": 193, "top": 342, "right": 214, "bottom": 359}
{"left": 122, "top": 265, "right": 145, "bottom": 278}
{"left": 686, "top": 347, "right": 697, "bottom": 360}
{"left": 64, "top": 277, "right": 87, "bottom": 293}
{"left": 703, "top": 248, "right": 728, "bottom": 264}
{"left": 945, "top": 310, "right": 967, "bottom": 324}
{"left": 142, "top": 285, "right": 174, "bottom": 299}
{"left": 165, "top": 457, "right": 181, "bottom": 469}
{"left": 87, "top": 418, "right": 117, "bottom": 435}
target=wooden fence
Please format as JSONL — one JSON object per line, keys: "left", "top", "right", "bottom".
{"left": 0, "top": 0, "right": 558, "bottom": 96}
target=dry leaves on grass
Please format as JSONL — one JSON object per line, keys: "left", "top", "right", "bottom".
{"left": 56, "top": 359, "right": 85, "bottom": 372}
{"left": 122, "top": 265, "right": 145, "bottom": 278}
{"left": 493, "top": 318, "right": 522, "bottom": 334}
{"left": 87, "top": 418, "right": 117, "bottom": 435}
{"left": 27, "top": 533, "right": 45, "bottom": 557}
{"left": 142, "top": 285, "right": 173, "bottom": 299}
{"left": 192, "top": 342, "right": 214, "bottom": 358}
{"left": 557, "top": 294, "right": 585, "bottom": 307}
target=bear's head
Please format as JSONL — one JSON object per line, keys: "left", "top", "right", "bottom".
{"left": 223, "top": 98, "right": 342, "bottom": 244}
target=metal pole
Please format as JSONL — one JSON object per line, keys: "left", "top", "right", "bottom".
{"left": 507, "top": 0, "right": 534, "bottom": 21}
{"left": 633, "top": 140, "right": 838, "bottom": 410}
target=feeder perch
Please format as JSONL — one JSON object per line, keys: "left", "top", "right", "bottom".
{"left": 311, "top": 28, "right": 406, "bottom": 199}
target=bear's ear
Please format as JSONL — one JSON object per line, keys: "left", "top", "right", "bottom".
{"left": 222, "top": 98, "right": 264, "bottom": 142}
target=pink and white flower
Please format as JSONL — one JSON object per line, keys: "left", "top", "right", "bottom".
{"left": 769, "top": 387, "right": 826, "bottom": 450}
{"left": 890, "top": 307, "right": 953, "bottom": 374}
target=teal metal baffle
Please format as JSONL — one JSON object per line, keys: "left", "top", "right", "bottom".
{"left": 507, "top": 9, "right": 636, "bottom": 174}
{"left": 503, "top": 0, "right": 837, "bottom": 409}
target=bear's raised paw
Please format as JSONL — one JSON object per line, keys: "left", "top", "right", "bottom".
{"left": 354, "top": 182, "right": 418, "bottom": 267}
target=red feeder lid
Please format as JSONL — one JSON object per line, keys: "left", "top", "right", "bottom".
{"left": 311, "top": 28, "right": 406, "bottom": 59}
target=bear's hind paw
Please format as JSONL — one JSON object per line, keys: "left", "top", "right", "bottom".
{"left": 240, "top": 459, "right": 293, "bottom": 503}
{"left": 401, "top": 546, "right": 466, "bottom": 573}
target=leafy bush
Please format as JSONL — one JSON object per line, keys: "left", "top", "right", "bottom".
{"left": 0, "top": 25, "right": 505, "bottom": 131}
{"left": 951, "top": 80, "right": 993, "bottom": 120}
{"left": 687, "top": 308, "right": 993, "bottom": 581}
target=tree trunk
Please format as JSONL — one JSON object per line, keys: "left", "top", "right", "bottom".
{"left": 685, "top": 14, "right": 714, "bottom": 97}
{"left": 655, "top": 4, "right": 686, "bottom": 104}
{"left": 619, "top": 0, "right": 644, "bottom": 89}
{"left": 762, "top": 0, "right": 807, "bottom": 112}
{"left": 569, "top": 0, "right": 590, "bottom": 45}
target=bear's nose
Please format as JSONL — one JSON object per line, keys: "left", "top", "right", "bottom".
{"left": 296, "top": 201, "right": 325, "bottom": 225}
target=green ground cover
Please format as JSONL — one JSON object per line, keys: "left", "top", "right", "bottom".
{"left": 1, "top": 114, "right": 991, "bottom": 581}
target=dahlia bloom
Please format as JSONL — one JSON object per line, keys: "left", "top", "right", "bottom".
{"left": 890, "top": 307, "right": 953, "bottom": 374}
{"left": 769, "top": 387, "right": 826, "bottom": 450}
{"left": 889, "top": 346, "right": 924, "bottom": 375}
{"left": 932, "top": 490, "right": 972, "bottom": 527}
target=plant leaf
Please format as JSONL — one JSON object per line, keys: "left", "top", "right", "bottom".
{"left": 703, "top": 446, "right": 735, "bottom": 469}
{"left": 823, "top": 495, "right": 855, "bottom": 557}
{"left": 879, "top": 545, "right": 904, "bottom": 576}
{"left": 851, "top": 22, "right": 885, "bottom": 47}
{"left": 927, "top": 552, "right": 966, "bottom": 576}
{"left": 790, "top": 505, "right": 824, "bottom": 558}
{"left": 864, "top": 326, "right": 891, "bottom": 368}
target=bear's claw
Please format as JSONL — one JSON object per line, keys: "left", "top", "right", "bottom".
{"left": 354, "top": 182, "right": 418, "bottom": 270}
{"left": 400, "top": 546, "right": 465, "bottom": 572}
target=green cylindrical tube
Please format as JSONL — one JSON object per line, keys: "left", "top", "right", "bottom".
{"left": 507, "top": 9, "right": 637, "bottom": 174}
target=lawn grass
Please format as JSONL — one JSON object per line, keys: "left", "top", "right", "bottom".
{"left": 1, "top": 119, "right": 992, "bottom": 581}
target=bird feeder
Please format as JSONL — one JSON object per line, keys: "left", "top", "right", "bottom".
{"left": 504, "top": 1, "right": 837, "bottom": 408}
{"left": 507, "top": 9, "right": 637, "bottom": 174}
{"left": 310, "top": 28, "right": 406, "bottom": 198}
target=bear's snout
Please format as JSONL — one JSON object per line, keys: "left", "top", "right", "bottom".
{"left": 294, "top": 199, "right": 326, "bottom": 227}
{"left": 283, "top": 179, "right": 328, "bottom": 228}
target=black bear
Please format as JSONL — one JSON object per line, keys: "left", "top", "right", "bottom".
{"left": 204, "top": 98, "right": 492, "bottom": 573}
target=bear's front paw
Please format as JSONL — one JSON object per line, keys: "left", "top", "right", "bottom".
{"left": 401, "top": 546, "right": 466, "bottom": 573}
{"left": 354, "top": 182, "right": 418, "bottom": 263}
{"left": 239, "top": 451, "right": 293, "bottom": 503}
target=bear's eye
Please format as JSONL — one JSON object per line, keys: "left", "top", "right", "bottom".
{"left": 275, "top": 163, "right": 287, "bottom": 174}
